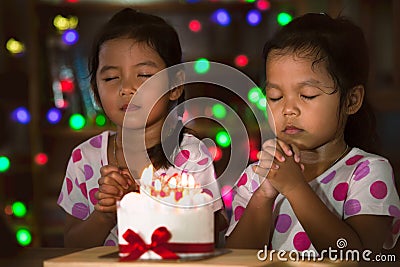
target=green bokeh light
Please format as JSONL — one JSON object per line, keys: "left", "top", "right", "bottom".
{"left": 248, "top": 87, "right": 263, "bottom": 103}
{"left": 12, "top": 201, "right": 27, "bottom": 218}
{"left": 212, "top": 104, "right": 227, "bottom": 119}
{"left": 216, "top": 131, "right": 231, "bottom": 148}
{"left": 194, "top": 58, "right": 210, "bottom": 74}
{"left": 277, "top": 12, "right": 293, "bottom": 26}
{"left": 95, "top": 114, "right": 106, "bottom": 127}
{"left": 69, "top": 114, "right": 86, "bottom": 130}
{"left": 0, "top": 156, "right": 10, "bottom": 173}
{"left": 16, "top": 228, "right": 32, "bottom": 246}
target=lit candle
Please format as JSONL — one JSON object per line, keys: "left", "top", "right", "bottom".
{"left": 188, "top": 174, "right": 195, "bottom": 188}
{"left": 181, "top": 173, "right": 188, "bottom": 187}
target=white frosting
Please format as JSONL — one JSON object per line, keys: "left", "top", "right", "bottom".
{"left": 117, "top": 192, "right": 214, "bottom": 259}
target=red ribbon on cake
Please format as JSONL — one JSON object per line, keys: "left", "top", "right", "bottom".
{"left": 119, "top": 227, "right": 179, "bottom": 260}
{"left": 119, "top": 227, "right": 214, "bottom": 261}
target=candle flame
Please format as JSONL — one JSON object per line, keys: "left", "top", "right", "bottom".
{"left": 154, "top": 179, "right": 162, "bottom": 191}
{"left": 141, "top": 165, "right": 153, "bottom": 186}
{"left": 181, "top": 173, "right": 188, "bottom": 187}
{"left": 188, "top": 174, "right": 195, "bottom": 188}
{"left": 168, "top": 177, "right": 177, "bottom": 189}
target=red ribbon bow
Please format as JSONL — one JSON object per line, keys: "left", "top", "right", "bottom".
{"left": 119, "top": 227, "right": 179, "bottom": 261}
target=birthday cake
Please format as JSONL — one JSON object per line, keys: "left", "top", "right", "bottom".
{"left": 117, "top": 165, "right": 215, "bottom": 260}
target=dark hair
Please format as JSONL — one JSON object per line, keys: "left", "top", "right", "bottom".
{"left": 88, "top": 8, "right": 186, "bottom": 169}
{"left": 262, "top": 13, "right": 378, "bottom": 152}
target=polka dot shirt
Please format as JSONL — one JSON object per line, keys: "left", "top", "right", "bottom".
{"left": 225, "top": 147, "right": 400, "bottom": 251}
{"left": 58, "top": 131, "right": 223, "bottom": 246}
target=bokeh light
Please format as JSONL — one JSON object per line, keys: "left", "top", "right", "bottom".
{"left": 256, "top": 0, "right": 271, "bottom": 11}
{"left": 12, "top": 107, "right": 31, "bottom": 124}
{"left": 277, "top": 12, "right": 293, "bottom": 26}
{"left": 247, "top": 10, "right": 262, "bottom": 26}
{"left": 189, "top": 19, "right": 202, "bottom": 32}
{"left": 212, "top": 9, "right": 230, "bottom": 26}
{"left": 95, "top": 114, "right": 107, "bottom": 126}
{"left": 34, "top": 153, "right": 48, "bottom": 166}
{"left": 6, "top": 38, "right": 25, "bottom": 55}
{"left": 12, "top": 201, "right": 27, "bottom": 218}
{"left": 212, "top": 104, "right": 227, "bottom": 119}
{"left": 208, "top": 146, "right": 223, "bottom": 161}
{"left": 0, "top": 156, "right": 10, "bottom": 173}
{"left": 194, "top": 58, "right": 210, "bottom": 74}
{"left": 248, "top": 87, "right": 263, "bottom": 103}
{"left": 46, "top": 108, "right": 62, "bottom": 124}
{"left": 62, "top": 29, "right": 79, "bottom": 45}
{"left": 16, "top": 228, "right": 32, "bottom": 246}
{"left": 221, "top": 185, "right": 233, "bottom": 209}
{"left": 69, "top": 114, "right": 86, "bottom": 130}
{"left": 234, "top": 54, "right": 249, "bottom": 67}
{"left": 216, "top": 130, "right": 231, "bottom": 148}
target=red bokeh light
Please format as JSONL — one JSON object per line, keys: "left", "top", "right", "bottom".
{"left": 234, "top": 54, "right": 249, "bottom": 67}
{"left": 35, "top": 153, "right": 48, "bottom": 165}
{"left": 208, "top": 146, "right": 223, "bottom": 161}
{"left": 257, "top": 0, "right": 271, "bottom": 11}
{"left": 60, "top": 79, "right": 74, "bottom": 93}
{"left": 189, "top": 20, "right": 202, "bottom": 32}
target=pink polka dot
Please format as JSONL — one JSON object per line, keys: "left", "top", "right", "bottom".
{"left": 89, "top": 135, "right": 102, "bottom": 148}
{"left": 197, "top": 158, "right": 209, "bottom": 165}
{"left": 201, "top": 188, "right": 214, "bottom": 198}
{"left": 346, "top": 155, "right": 364, "bottom": 165}
{"left": 237, "top": 173, "right": 247, "bottom": 187}
{"left": 84, "top": 165, "right": 94, "bottom": 180}
{"left": 333, "top": 182, "right": 348, "bottom": 201}
{"left": 321, "top": 171, "right": 336, "bottom": 184}
{"left": 72, "top": 149, "right": 82, "bottom": 163}
{"left": 251, "top": 180, "right": 259, "bottom": 192}
{"left": 57, "top": 192, "right": 63, "bottom": 204}
{"left": 89, "top": 188, "right": 98, "bottom": 205}
{"left": 66, "top": 178, "right": 73, "bottom": 195}
{"left": 392, "top": 219, "right": 400, "bottom": 234}
{"left": 275, "top": 214, "right": 292, "bottom": 233}
{"left": 370, "top": 181, "right": 387, "bottom": 199}
{"left": 389, "top": 205, "right": 400, "bottom": 218}
{"left": 234, "top": 206, "right": 245, "bottom": 221}
{"left": 174, "top": 150, "right": 190, "bottom": 167}
{"left": 79, "top": 183, "right": 88, "bottom": 198}
{"left": 71, "top": 202, "right": 89, "bottom": 219}
{"left": 344, "top": 199, "right": 361, "bottom": 216}
{"left": 293, "top": 232, "right": 311, "bottom": 251}
{"left": 353, "top": 160, "right": 370, "bottom": 181}
{"left": 104, "top": 240, "right": 116, "bottom": 246}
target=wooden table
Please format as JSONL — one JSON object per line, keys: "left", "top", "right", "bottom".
{"left": 43, "top": 246, "right": 359, "bottom": 266}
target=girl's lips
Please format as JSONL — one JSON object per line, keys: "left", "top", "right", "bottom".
{"left": 283, "top": 126, "right": 303, "bottom": 135}
{"left": 122, "top": 104, "right": 140, "bottom": 111}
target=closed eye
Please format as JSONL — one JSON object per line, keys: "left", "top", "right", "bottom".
{"left": 138, "top": 74, "right": 154, "bottom": 78}
{"left": 103, "top": 77, "right": 118, "bottom": 82}
{"left": 267, "top": 96, "right": 282, "bottom": 102}
{"left": 301, "top": 95, "right": 318, "bottom": 100}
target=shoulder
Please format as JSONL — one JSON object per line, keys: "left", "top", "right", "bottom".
{"left": 69, "top": 131, "right": 111, "bottom": 159}
{"left": 177, "top": 133, "right": 212, "bottom": 159}
{"left": 345, "top": 147, "right": 392, "bottom": 172}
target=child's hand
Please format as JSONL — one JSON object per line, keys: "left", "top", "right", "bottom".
{"left": 253, "top": 139, "right": 304, "bottom": 197}
{"left": 94, "top": 165, "right": 134, "bottom": 213}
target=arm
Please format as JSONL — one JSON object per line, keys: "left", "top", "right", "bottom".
{"left": 225, "top": 189, "right": 275, "bottom": 249}
{"left": 63, "top": 165, "right": 135, "bottom": 248}
{"left": 270, "top": 154, "right": 394, "bottom": 253}
{"left": 64, "top": 211, "right": 116, "bottom": 248}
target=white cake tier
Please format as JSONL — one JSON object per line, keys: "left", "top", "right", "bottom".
{"left": 117, "top": 192, "right": 214, "bottom": 260}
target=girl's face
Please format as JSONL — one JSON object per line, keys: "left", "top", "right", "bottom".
{"left": 265, "top": 50, "right": 344, "bottom": 150}
{"left": 96, "top": 38, "right": 172, "bottom": 129}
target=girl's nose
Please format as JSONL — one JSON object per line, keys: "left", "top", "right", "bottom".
{"left": 282, "top": 99, "right": 300, "bottom": 117}
{"left": 119, "top": 80, "right": 137, "bottom": 96}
